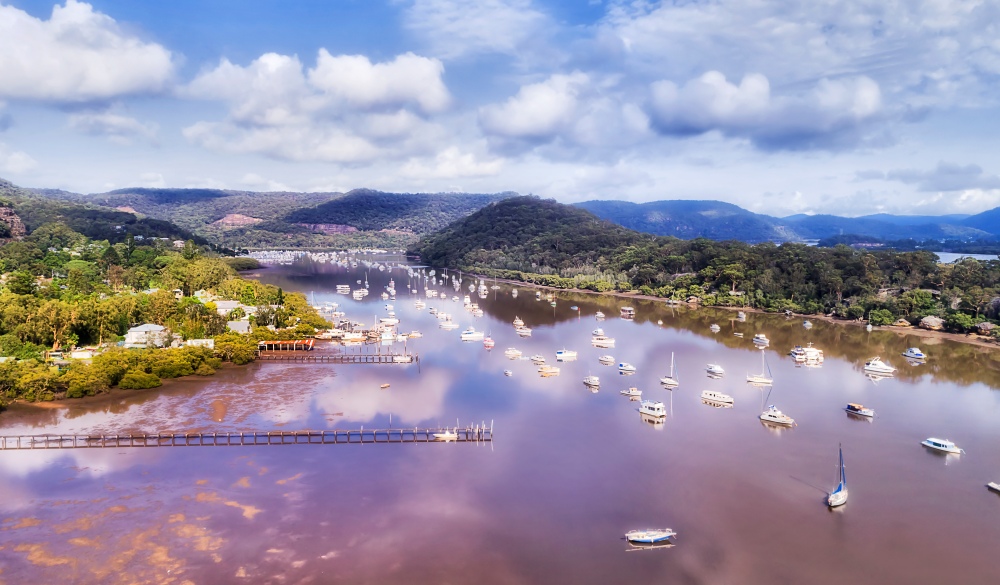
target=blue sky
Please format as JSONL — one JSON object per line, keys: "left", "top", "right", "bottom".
{"left": 1, "top": 0, "right": 999, "bottom": 217}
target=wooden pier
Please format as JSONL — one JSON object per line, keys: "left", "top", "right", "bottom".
{"left": 0, "top": 426, "right": 491, "bottom": 450}
{"left": 255, "top": 352, "right": 417, "bottom": 364}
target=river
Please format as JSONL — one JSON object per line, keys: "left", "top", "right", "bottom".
{"left": 1, "top": 255, "right": 999, "bottom": 584}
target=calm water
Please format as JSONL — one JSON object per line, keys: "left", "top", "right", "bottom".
{"left": 2, "top": 256, "right": 999, "bottom": 584}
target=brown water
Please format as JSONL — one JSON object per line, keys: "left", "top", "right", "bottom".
{"left": 2, "top": 257, "right": 999, "bottom": 584}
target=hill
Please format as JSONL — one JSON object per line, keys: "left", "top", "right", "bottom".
{"left": 2, "top": 178, "right": 206, "bottom": 245}
{"left": 962, "top": 208, "right": 1000, "bottom": 235}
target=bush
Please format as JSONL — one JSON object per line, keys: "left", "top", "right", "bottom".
{"left": 945, "top": 312, "right": 975, "bottom": 333}
{"left": 869, "top": 309, "right": 894, "bottom": 326}
{"left": 194, "top": 364, "right": 215, "bottom": 376}
{"left": 118, "top": 369, "right": 162, "bottom": 390}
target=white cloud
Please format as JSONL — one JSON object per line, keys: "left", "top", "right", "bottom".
{"left": 400, "top": 147, "right": 503, "bottom": 179}
{"left": 479, "top": 73, "right": 588, "bottom": 141}
{"left": 240, "top": 173, "right": 292, "bottom": 192}
{"left": 138, "top": 172, "right": 165, "bottom": 188}
{"left": 0, "top": 0, "right": 173, "bottom": 102}
{"left": 182, "top": 50, "right": 451, "bottom": 163}
{"left": 0, "top": 142, "right": 37, "bottom": 173}
{"left": 403, "top": 0, "right": 549, "bottom": 60}
{"left": 68, "top": 110, "right": 158, "bottom": 144}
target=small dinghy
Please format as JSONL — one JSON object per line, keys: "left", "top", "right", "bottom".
{"left": 625, "top": 528, "right": 676, "bottom": 544}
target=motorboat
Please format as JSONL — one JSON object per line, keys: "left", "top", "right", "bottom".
{"left": 638, "top": 400, "right": 666, "bottom": 418}
{"left": 515, "top": 326, "right": 532, "bottom": 337}
{"left": 902, "top": 347, "right": 926, "bottom": 360}
{"left": 660, "top": 352, "right": 679, "bottom": 387}
{"left": 625, "top": 529, "right": 675, "bottom": 544}
{"left": 513, "top": 316, "right": 524, "bottom": 327}
{"left": 864, "top": 357, "right": 896, "bottom": 375}
{"left": 737, "top": 311, "right": 747, "bottom": 321}
{"left": 504, "top": 369, "right": 513, "bottom": 377}
{"left": 599, "top": 355, "right": 616, "bottom": 365}
{"left": 592, "top": 328, "right": 605, "bottom": 336}
{"left": 759, "top": 405, "right": 795, "bottom": 426}
{"left": 705, "top": 364, "right": 725, "bottom": 376}
{"left": 987, "top": 482, "right": 1000, "bottom": 494}
{"left": 530, "top": 355, "right": 546, "bottom": 364}
{"left": 803, "top": 320, "right": 813, "bottom": 329}
{"left": 620, "top": 307, "right": 635, "bottom": 319}
{"left": 701, "top": 390, "right": 734, "bottom": 405}
{"left": 504, "top": 348, "right": 522, "bottom": 359}
{"left": 536, "top": 291, "right": 541, "bottom": 300}
{"left": 845, "top": 403, "right": 875, "bottom": 418}
{"left": 620, "top": 387, "right": 641, "bottom": 397}
{"left": 414, "top": 299, "right": 426, "bottom": 309}
{"left": 921, "top": 437, "right": 963, "bottom": 454}
{"left": 511, "top": 289, "right": 518, "bottom": 297}
{"left": 538, "top": 365, "right": 561, "bottom": 376}
{"left": 392, "top": 354, "right": 413, "bottom": 363}
{"left": 433, "top": 428, "right": 458, "bottom": 441}
{"left": 791, "top": 343, "right": 824, "bottom": 363}
{"left": 709, "top": 323, "right": 721, "bottom": 333}
{"left": 746, "top": 351, "right": 773, "bottom": 385}
{"left": 618, "top": 362, "right": 636, "bottom": 373}
{"left": 733, "top": 332, "right": 744, "bottom": 338}
{"left": 483, "top": 336, "right": 495, "bottom": 349}
{"left": 440, "top": 321, "right": 460, "bottom": 330}
{"left": 408, "top": 331, "right": 423, "bottom": 338}
{"left": 556, "top": 349, "right": 578, "bottom": 361}
{"left": 595, "top": 311, "right": 605, "bottom": 319}
{"left": 752, "top": 333, "right": 769, "bottom": 346}
{"left": 591, "top": 335, "right": 616, "bottom": 348}
{"left": 583, "top": 375, "right": 600, "bottom": 388}
{"left": 827, "top": 445, "right": 848, "bottom": 508}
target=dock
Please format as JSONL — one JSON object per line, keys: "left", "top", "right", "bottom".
{"left": 255, "top": 352, "right": 417, "bottom": 364}
{"left": 0, "top": 426, "right": 492, "bottom": 450}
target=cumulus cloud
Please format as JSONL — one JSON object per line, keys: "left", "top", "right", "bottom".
{"left": 182, "top": 50, "right": 451, "bottom": 163}
{"left": 403, "top": 0, "right": 549, "bottom": 60}
{"left": 480, "top": 73, "right": 588, "bottom": 141}
{"left": 0, "top": 0, "right": 173, "bottom": 102}
{"left": 68, "top": 110, "right": 158, "bottom": 144}
{"left": 0, "top": 142, "right": 37, "bottom": 173}
{"left": 400, "top": 147, "right": 503, "bottom": 179}
{"left": 860, "top": 161, "right": 1000, "bottom": 192}
{"left": 647, "top": 72, "right": 882, "bottom": 149}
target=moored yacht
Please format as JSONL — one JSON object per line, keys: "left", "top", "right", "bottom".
{"left": 618, "top": 362, "right": 636, "bottom": 373}
{"left": 638, "top": 400, "right": 666, "bottom": 418}
{"left": 620, "top": 387, "right": 641, "bottom": 397}
{"left": 591, "top": 335, "right": 616, "bottom": 348}
{"left": 595, "top": 311, "right": 605, "bottom": 319}
{"left": 660, "top": 352, "right": 679, "bottom": 387}
{"left": 515, "top": 325, "right": 532, "bottom": 337}
{"left": 752, "top": 333, "right": 769, "bottom": 346}
{"left": 513, "top": 316, "right": 524, "bottom": 327}
{"left": 620, "top": 307, "right": 635, "bottom": 319}
{"left": 583, "top": 375, "right": 600, "bottom": 388}
{"left": 827, "top": 445, "right": 848, "bottom": 508}
{"left": 701, "top": 390, "right": 734, "bottom": 404}
{"left": 864, "top": 357, "right": 896, "bottom": 375}
{"left": 504, "top": 348, "right": 522, "bottom": 359}
{"left": 556, "top": 349, "right": 578, "bottom": 361}
{"left": 902, "top": 347, "right": 926, "bottom": 360}
{"left": 625, "top": 528, "right": 675, "bottom": 544}
{"left": 706, "top": 364, "right": 725, "bottom": 376}
{"left": 760, "top": 405, "right": 795, "bottom": 426}
{"left": 599, "top": 354, "right": 615, "bottom": 365}
{"left": 530, "top": 354, "right": 546, "bottom": 364}
{"left": 921, "top": 437, "right": 963, "bottom": 454}
{"left": 845, "top": 403, "right": 875, "bottom": 418}
{"left": 709, "top": 323, "right": 721, "bottom": 333}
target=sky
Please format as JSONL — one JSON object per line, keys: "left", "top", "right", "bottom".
{"left": 1, "top": 0, "right": 999, "bottom": 217}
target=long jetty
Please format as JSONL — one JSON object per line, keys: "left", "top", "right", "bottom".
{"left": 0, "top": 425, "right": 492, "bottom": 450}
{"left": 255, "top": 352, "right": 417, "bottom": 364}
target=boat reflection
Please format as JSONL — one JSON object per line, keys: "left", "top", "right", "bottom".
{"left": 701, "top": 398, "right": 734, "bottom": 409}
{"left": 845, "top": 411, "right": 874, "bottom": 423}
{"left": 639, "top": 412, "right": 665, "bottom": 429}
{"left": 759, "top": 419, "right": 794, "bottom": 434}
{"left": 625, "top": 541, "right": 675, "bottom": 552}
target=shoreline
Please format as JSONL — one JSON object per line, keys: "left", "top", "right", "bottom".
{"left": 473, "top": 273, "right": 1000, "bottom": 351}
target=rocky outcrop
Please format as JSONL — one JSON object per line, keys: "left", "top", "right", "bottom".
{"left": 212, "top": 213, "right": 263, "bottom": 228}
{"left": 295, "top": 223, "right": 358, "bottom": 234}
{"left": 0, "top": 205, "right": 26, "bottom": 240}
{"left": 976, "top": 322, "right": 995, "bottom": 336}
{"left": 893, "top": 318, "right": 912, "bottom": 327}
{"left": 919, "top": 315, "right": 944, "bottom": 331}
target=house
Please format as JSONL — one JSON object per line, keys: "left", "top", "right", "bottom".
{"left": 125, "top": 324, "right": 170, "bottom": 348}
{"left": 185, "top": 339, "right": 216, "bottom": 349}
{"left": 214, "top": 300, "right": 242, "bottom": 315}
{"left": 227, "top": 321, "right": 251, "bottom": 334}
{"left": 69, "top": 349, "right": 95, "bottom": 360}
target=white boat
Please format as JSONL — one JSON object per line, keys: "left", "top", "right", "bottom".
{"left": 592, "top": 328, "right": 605, "bottom": 336}
{"left": 659, "top": 352, "right": 679, "bottom": 387}
{"left": 760, "top": 405, "right": 795, "bottom": 426}
{"left": 863, "top": 357, "right": 896, "bottom": 375}
{"left": 463, "top": 295, "right": 471, "bottom": 305}
{"left": 746, "top": 351, "right": 773, "bottom": 385}
{"left": 706, "top": 364, "right": 725, "bottom": 376}
{"left": 414, "top": 299, "right": 426, "bottom": 309}
{"left": 511, "top": 289, "right": 518, "bottom": 297}
{"left": 504, "top": 369, "right": 513, "bottom": 377}
{"left": 460, "top": 327, "right": 485, "bottom": 341}
{"left": 803, "top": 320, "right": 813, "bottom": 329}
{"left": 620, "top": 387, "right": 641, "bottom": 397}
{"left": 515, "top": 326, "right": 532, "bottom": 337}
{"left": 595, "top": 311, "right": 605, "bottom": 319}
{"left": 538, "top": 365, "right": 561, "bottom": 376}
{"left": 556, "top": 349, "right": 578, "bottom": 361}
{"left": 530, "top": 354, "right": 546, "bottom": 364}
{"left": 620, "top": 307, "right": 635, "bottom": 319}
{"left": 440, "top": 321, "right": 460, "bottom": 330}
{"left": 921, "top": 437, "right": 963, "bottom": 454}
{"left": 392, "top": 354, "right": 413, "bottom": 363}
{"left": 483, "top": 336, "right": 495, "bottom": 349}
{"left": 380, "top": 317, "right": 399, "bottom": 325}
{"left": 902, "top": 347, "right": 926, "bottom": 360}
{"left": 433, "top": 428, "right": 458, "bottom": 441}
{"left": 752, "top": 333, "right": 769, "bottom": 346}
{"left": 599, "top": 354, "right": 615, "bottom": 365}
{"left": 583, "top": 375, "right": 600, "bottom": 388}
{"left": 638, "top": 400, "right": 666, "bottom": 418}
{"left": 536, "top": 291, "right": 541, "bottom": 300}
{"left": 701, "top": 390, "right": 733, "bottom": 404}
{"left": 987, "top": 482, "right": 1000, "bottom": 494}
{"left": 618, "top": 362, "right": 636, "bottom": 373}
{"left": 504, "top": 348, "right": 522, "bottom": 358}
{"left": 827, "top": 445, "right": 848, "bottom": 508}
{"left": 408, "top": 331, "right": 423, "bottom": 338}
{"left": 737, "top": 311, "right": 747, "bottom": 321}
{"left": 513, "top": 316, "right": 524, "bottom": 327}
{"left": 709, "top": 323, "right": 721, "bottom": 333}
{"left": 733, "top": 332, "right": 744, "bottom": 338}
{"left": 625, "top": 528, "right": 675, "bottom": 544}
{"left": 790, "top": 343, "right": 824, "bottom": 363}
{"left": 591, "top": 335, "right": 616, "bottom": 348}
{"left": 845, "top": 403, "right": 875, "bottom": 417}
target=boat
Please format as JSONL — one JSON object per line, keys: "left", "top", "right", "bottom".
{"left": 844, "top": 403, "right": 875, "bottom": 417}
{"left": 659, "top": 352, "right": 679, "bottom": 387}
{"left": 827, "top": 445, "right": 848, "bottom": 508}
{"left": 530, "top": 354, "right": 546, "bottom": 364}
{"left": 595, "top": 311, "right": 605, "bottom": 319}
{"left": 440, "top": 321, "right": 460, "bottom": 330}
{"left": 737, "top": 311, "right": 747, "bottom": 321}
{"left": 599, "top": 355, "right": 616, "bottom": 365}
{"left": 701, "top": 390, "right": 733, "bottom": 404}
{"left": 709, "top": 323, "right": 721, "bottom": 333}
{"left": 759, "top": 405, "right": 795, "bottom": 426}
{"left": 625, "top": 529, "right": 675, "bottom": 544}
{"left": 620, "top": 387, "right": 641, "bottom": 397}
{"left": 538, "top": 365, "right": 561, "bottom": 376}
{"left": 705, "top": 364, "right": 725, "bottom": 376}
{"left": 583, "top": 375, "right": 600, "bottom": 388}
{"left": 901, "top": 347, "right": 926, "bottom": 360}
{"left": 638, "top": 400, "right": 666, "bottom": 418}
{"left": 752, "top": 333, "right": 769, "bottom": 346}
{"left": 536, "top": 291, "right": 541, "bottom": 300}
{"left": 863, "top": 357, "right": 896, "bottom": 375}
{"left": 380, "top": 383, "right": 390, "bottom": 389}
{"left": 591, "top": 335, "right": 616, "bottom": 348}
{"left": 408, "top": 331, "right": 423, "bottom": 338}
{"left": 550, "top": 300, "right": 557, "bottom": 307}
{"left": 921, "top": 437, "right": 963, "bottom": 454}
{"left": 987, "top": 482, "right": 1000, "bottom": 494}
{"left": 515, "top": 326, "right": 532, "bottom": 337}
{"left": 733, "top": 332, "right": 744, "bottom": 338}
{"left": 513, "top": 316, "right": 524, "bottom": 327}
{"left": 618, "top": 362, "right": 636, "bottom": 373}
{"left": 504, "top": 369, "right": 513, "bottom": 377}
{"left": 556, "top": 349, "right": 578, "bottom": 361}
{"left": 803, "top": 320, "right": 813, "bottom": 329}
{"left": 414, "top": 299, "right": 426, "bottom": 309}
{"left": 620, "top": 307, "right": 635, "bottom": 319}
{"left": 592, "top": 328, "right": 605, "bottom": 336}
{"left": 570, "top": 305, "right": 578, "bottom": 311}
{"left": 511, "top": 289, "right": 518, "bottom": 297}
{"left": 790, "top": 343, "right": 824, "bottom": 363}
{"left": 483, "top": 336, "right": 495, "bottom": 349}
{"left": 746, "top": 351, "right": 773, "bottom": 385}
{"left": 433, "top": 428, "right": 458, "bottom": 441}
{"left": 504, "top": 348, "right": 522, "bottom": 358}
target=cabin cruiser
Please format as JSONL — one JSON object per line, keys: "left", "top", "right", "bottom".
{"left": 803, "top": 320, "right": 813, "bottom": 329}
{"left": 513, "top": 316, "right": 524, "bottom": 328}
{"left": 538, "top": 365, "right": 561, "bottom": 376}
{"left": 460, "top": 327, "right": 484, "bottom": 341}
{"left": 752, "top": 333, "right": 769, "bottom": 346}
{"left": 592, "top": 328, "right": 605, "bottom": 336}
{"left": 618, "top": 362, "right": 637, "bottom": 373}
{"left": 595, "top": 311, "right": 605, "bottom": 319}
{"left": 638, "top": 400, "right": 666, "bottom": 418}
{"left": 556, "top": 349, "right": 578, "bottom": 361}
{"left": 515, "top": 326, "right": 532, "bottom": 337}
{"left": 790, "top": 343, "right": 824, "bottom": 363}
{"left": 583, "top": 375, "right": 600, "bottom": 388}
{"left": 504, "top": 369, "right": 513, "bottom": 377}
{"left": 620, "top": 387, "right": 641, "bottom": 397}
{"left": 705, "top": 364, "right": 725, "bottom": 376}
{"left": 759, "top": 405, "right": 795, "bottom": 426}
{"left": 921, "top": 437, "right": 963, "bottom": 454}
{"left": 530, "top": 355, "right": 546, "bottom": 364}
{"left": 737, "top": 311, "right": 747, "bottom": 321}
{"left": 440, "top": 320, "right": 460, "bottom": 330}
{"left": 863, "top": 357, "right": 896, "bottom": 375}
{"left": 433, "top": 428, "right": 458, "bottom": 441}
{"left": 901, "top": 347, "right": 926, "bottom": 360}
{"left": 620, "top": 307, "right": 635, "bottom": 319}
{"left": 408, "top": 331, "right": 422, "bottom": 338}
{"left": 709, "top": 323, "right": 721, "bottom": 333}
{"left": 598, "top": 355, "right": 615, "bottom": 365}
{"left": 483, "top": 336, "right": 495, "bottom": 349}
{"left": 701, "top": 390, "right": 734, "bottom": 405}
{"left": 504, "top": 348, "right": 522, "bottom": 359}
{"left": 591, "top": 335, "right": 616, "bottom": 348}
{"left": 845, "top": 403, "right": 875, "bottom": 417}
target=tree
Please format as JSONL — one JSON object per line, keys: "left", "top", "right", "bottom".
{"left": 37, "top": 300, "right": 80, "bottom": 350}
{"left": 5, "top": 271, "right": 37, "bottom": 295}
{"left": 868, "top": 308, "right": 894, "bottom": 326}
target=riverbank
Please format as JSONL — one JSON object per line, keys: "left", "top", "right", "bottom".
{"left": 477, "top": 273, "right": 1000, "bottom": 351}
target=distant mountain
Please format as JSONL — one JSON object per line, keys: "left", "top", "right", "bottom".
{"left": 578, "top": 198, "right": 994, "bottom": 242}
{"left": 285, "top": 189, "right": 517, "bottom": 234}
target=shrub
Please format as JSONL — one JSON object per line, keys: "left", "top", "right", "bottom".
{"left": 118, "top": 369, "right": 162, "bottom": 390}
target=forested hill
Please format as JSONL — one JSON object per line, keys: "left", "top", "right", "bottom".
{"left": 284, "top": 189, "right": 516, "bottom": 234}
{"left": 411, "top": 196, "right": 650, "bottom": 271}
{"left": 2, "top": 178, "right": 206, "bottom": 245}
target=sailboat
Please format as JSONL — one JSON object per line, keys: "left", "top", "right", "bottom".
{"left": 746, "top": 350, "right": 773, "bottom": 385}
{"left": 827, "top": 445, "right": 848, "bottom": 508}
{"left": 659, "top": 352, "right": 679, "bottom": 387}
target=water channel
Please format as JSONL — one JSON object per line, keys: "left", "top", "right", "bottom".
{"left": 1, "top": 255, "right": 999, "bottom": 584}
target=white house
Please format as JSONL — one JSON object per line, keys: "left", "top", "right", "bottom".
{"left": 185, "top": 339, "right": 215, "bottom": 349}
{"left": 124, "top": 324, "right": 170, "bottom": 348}
{"left": 227, "top": 321, "right": 251, "bottom": 334}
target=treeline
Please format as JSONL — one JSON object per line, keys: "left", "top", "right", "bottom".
{"left": 412, "top": 196, "right": 1000, "bottom": 334}
{"left": 818, "top": 234, "right": 1000, "bottom": 255}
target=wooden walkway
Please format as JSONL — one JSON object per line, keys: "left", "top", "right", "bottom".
{"left": 0, "top": 426, "right": 492, "bottom": 450}
{"left": 255, "top": 352, "right": 417, "bottom": 364}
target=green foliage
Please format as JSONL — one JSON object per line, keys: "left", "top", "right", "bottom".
{"left": 869, "top": 309, "right": 894, "bottom": 326}
{"left": 118, "top": 369, "right": 162, "bottom": 390}
{"left": 224, "top": 257, "right": 261, "bottom": 271}
{"left": 945, "top": 312, "right": 975, "bottom": 333}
